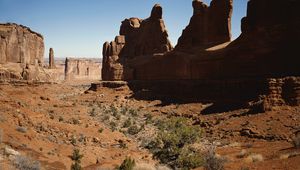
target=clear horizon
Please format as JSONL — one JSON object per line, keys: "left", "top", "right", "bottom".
{"left": 0, "top": 0, "right": 247, "bottom": 58}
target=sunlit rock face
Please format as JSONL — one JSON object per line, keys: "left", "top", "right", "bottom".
{"left": 101, "top": 4, "right": 173, "bottom": 81}
{"left": 0, "top": 23, "right": 44, "bottom": 65}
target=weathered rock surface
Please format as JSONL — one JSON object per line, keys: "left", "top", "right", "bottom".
{"left": 176, "top": 0, "right": 233, "bottom": 50}
{"left": 0, "top": 23, "right": 44, "bottom": 65}
{"left": 100, "top": 0, "right": 300, "bottom": 110}
{"left": 65, "top": 58, "right": 101, "bottom": 81}
{"left": 49, "top": 48, "right": 55, "bottom": 69}
{"left": 0, "top": 23, "right": 58, "bottom": 82}
{"left": 102, "top": 4, "right": 173, "bottom": 81}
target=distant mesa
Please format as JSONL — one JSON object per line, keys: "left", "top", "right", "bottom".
{"left": 65, "top": 58, "right": 101, "bottom": 81}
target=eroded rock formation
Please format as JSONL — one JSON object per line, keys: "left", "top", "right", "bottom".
{"left": 0, "top": 23, "right": 44, "bottom": 65}
{"left": 49, "top": 48, "right": 56, "bottom": 69}
{"left": 100, "top": 0, "right": 300, "bottom": 111}
{"left": 65, "top": 58, "right": 101, "bottom": 81}
{"left": 176, "top": 0, "right": 233, "bottom": 50}
{"left": 102, "top": 4, "right": 173, "bottom": 81}
{"left": 0, "top": 23, "right": 53, "bottom": 81}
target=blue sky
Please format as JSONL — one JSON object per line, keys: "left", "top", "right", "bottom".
{"left": 0, "top": 0, "right": 248, "bottom": 58}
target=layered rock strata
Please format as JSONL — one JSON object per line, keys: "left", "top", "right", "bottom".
{"left": 0, "top": 23, "right": 44, "bottom": 65}
{"left": 100, "top": 0, "right": 300, "bottom": 111}
{"left": 65, "top": 58, "right": 101, "bottom": 81}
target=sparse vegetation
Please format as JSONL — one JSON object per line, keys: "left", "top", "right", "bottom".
{"left": 98, "top": 128, "right": 104, "bottom": 133}
{"left": 110, "top": 121, "right": 117, "bottom": 131}
{"left": 70, "top": 148, "right": 83, "bottom": 170}
{"left": 90, "top": 108, "right": 97, "bottom": 117}
{"left": 123, "top": 118, "right": 132, "bottom": 128}
{"left": 128, "top": 109, "right": 138, "bottom": 117}
{"left": 149, "top": 117, "right": 203, "bottom": 169}
{"left": 71, "top": 118, "right": 80, "bottom": 125}
{"left": 203, "top": 146, "right": 225, "bottom": 170}
{"left": 59, "top": 116, "right": 64, "bottom": 122}
{"left": 116, "top": 157, "right": 136, "bottom": 170}
{"left": 293, "top": 134, "right": 300, "bottom": 149}
{"left": 71, "top": 136, "right": 77, "bottom": 145}
{"left": 14, "top": 155, "right": 41, "bottom": 170}
{"left": 127, "top": 125, "right": 140, "bottom": 135}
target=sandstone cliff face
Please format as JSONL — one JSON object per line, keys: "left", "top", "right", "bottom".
{"left": 100, "top": 0, "right": 300, "bottom": 111}
{"left": 65, "top": 58, "right": 101, "bottom": 81}
{"left": 0, "top": 23, "right": 44, "bottom": 65}
{"left": 176, "top": 0, "right": 233, "bottom": 50}
{"left": 131, "top": 0, "right": 300, "bottom": 80}
{"left": 102, "top": 4, "right": 173, "bottom": 81}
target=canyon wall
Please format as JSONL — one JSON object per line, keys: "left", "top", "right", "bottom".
{"left": 100, "top": 0, "right": 300, "bottom": 111}
{"left": 0, "top": 23, "right": 55, "bottom": 81}
{"left": 0, "top": 23, "right": 44, "bottom": 65}
{"left": 65, "top": 58, "right": 101, "bottom": 81}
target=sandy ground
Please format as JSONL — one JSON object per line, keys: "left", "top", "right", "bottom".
{"left": 0, "top": 81, "right": 299, "bottom": 170}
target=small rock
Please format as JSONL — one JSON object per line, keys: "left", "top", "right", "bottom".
{"left": 5, "top": 147, "right": 20, "bottom": 156}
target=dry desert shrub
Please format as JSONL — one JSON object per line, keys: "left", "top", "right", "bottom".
{"left": 204, "top": 146, "right": 226, "bottom": 170}
{"left": 116, "top": 157, "right": 136, "bottom": 170}
{"left": 14, "top": 155, "right": 41, "bottom": 170}
{"left": 293, "top": 132, "right": 300, "bottom": 148}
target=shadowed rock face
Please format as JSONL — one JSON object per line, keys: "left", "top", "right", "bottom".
{"left": 99, "top": 0, "right": 300, "bottom": 111}
{"left": 176, "top": 0, "right": 233, "bottom": 50}
{"left": 0, "top": 23, "right": 44, "bottom": 65}
{"left": 101, "top": 4, "right": 173, "bottom": 81}
{"left": 131, "top": 0, "right": 300, "bottom": 80}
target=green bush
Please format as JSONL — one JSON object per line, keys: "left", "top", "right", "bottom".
{"left": 150, "top": 117, "right": 203, "bottom": 169}
{"left": 116, "top": 157, "right": 135, "bottom": 170}
{"left": 128, "top": 109, "right": 138, "bottom": 117}
{"left": 127, "top": 125, "right": 140, "bottom": 135}
{"left": 110, "top": 121, "right": 117, "bottom": 131}
{"left": 98, "top": 128, "right": 104, "bottom": 133}
{"left": 123, "top": 118, "right": 132, "bottom": 128}
{"left": 70, "top": 149, "right": 83, "bottom": 170}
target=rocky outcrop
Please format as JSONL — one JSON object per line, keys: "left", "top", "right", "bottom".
{"left": 0, "top": 23, "right": 44, "bottom": 65}
{"left": 102, "top": 36, "right": 125, "bottom": 81}
{"left": 176, "top": 0, "right": 233, "bottom": 50}
{"left": 48, "top": 48, "right": 55, "bottom": 69}
{"left": 65, "top": 58, "right": 101, "bottom": 81}
{"left": 102, "top": 4, "right": 173, "bottom": 81}
{"left": 100, "top": 0, "right": 300, "bottom": 111}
